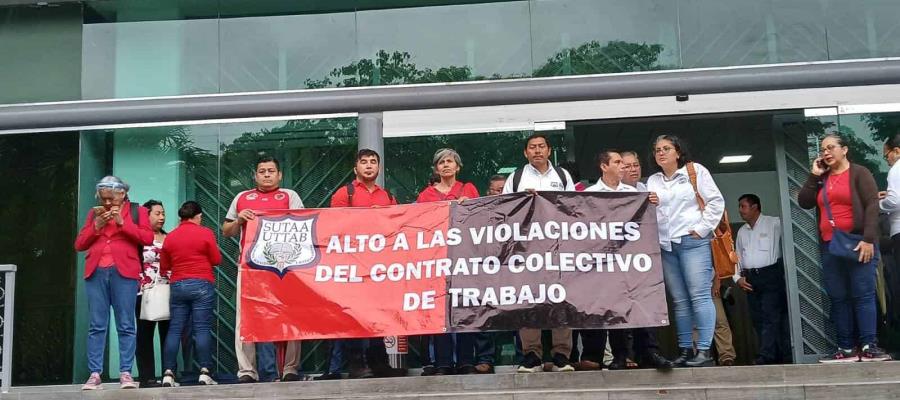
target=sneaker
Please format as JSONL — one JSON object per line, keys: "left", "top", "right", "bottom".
{"left": 162, "top": 370, "right": 177, "bottom": 387}
{"left": 860, "top": 344, "right": 892, "bottom": 362}
{"left": 551, "top": 353, "right": 575, "bottom": 372}
{"left": 517, "top": 352, "right": 543, "bottom": 373}
{"left": 81, "top": 372, "right": 103, "bottom": 390}
{"left": 818, "top": 348, "right": 859, "bottom": 363}
{"left": 119, "top": 372, "right": 138, "bottom": 389}
{"left": 199, "top": 369, "right": 218, "bottom": 385}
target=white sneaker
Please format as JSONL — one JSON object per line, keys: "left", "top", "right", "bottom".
{"left": 199, "top": 372, "right": 218, "bottom": 385}
{"left": 162, "top": 372, "right": 177, "bottom": 387}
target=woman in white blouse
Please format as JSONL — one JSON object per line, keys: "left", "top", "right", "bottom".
{"left": 646, "top": 135, "right": 725, "bottom": 368}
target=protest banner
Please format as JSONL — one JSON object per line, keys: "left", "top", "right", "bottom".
{"left": 238, "top": 191, "right": 666, "bottom": 342}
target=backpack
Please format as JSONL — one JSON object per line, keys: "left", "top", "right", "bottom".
{"left": 512, "top": 165, "right": 569, "bottom": 192}
{"left": 346, "top": 182, "right": 395, "bottom": 206}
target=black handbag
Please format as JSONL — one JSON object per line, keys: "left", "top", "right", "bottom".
{"left": 821, "top": 174, "right": 876, "bottom": 262}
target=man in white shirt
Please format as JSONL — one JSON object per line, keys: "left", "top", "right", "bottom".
{"left": 581, "top": 150, "right": 672, "bottom": 370}
{"left": 502, "top": 133, "right": 575, "bottom": 373}
{"left": 735, "top": 194, "right": 789, "bottom": 365}
{"left": 621, "top": 151, "right": 648, "bottom": 191}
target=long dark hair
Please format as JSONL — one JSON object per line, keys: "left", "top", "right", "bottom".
{"left": 649, "top": 134, "right": 692, "bottom": 173}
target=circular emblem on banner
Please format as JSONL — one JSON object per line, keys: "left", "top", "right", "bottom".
{"left": 246, "top": 192, "right": 259, "bottom": 200}
{"left": 274, "top": 193, "right": 286, "bottom": 201}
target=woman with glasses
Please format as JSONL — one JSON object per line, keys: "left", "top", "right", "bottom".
{"left": 800, "top": 134, "right": 888, "bottom": 362}
{"left": 646, "top": 135, "right": 723, "bottom": 367}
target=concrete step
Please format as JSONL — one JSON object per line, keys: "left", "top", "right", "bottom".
{"left": 4, "top": 362, "right": 900, "bottom": 399}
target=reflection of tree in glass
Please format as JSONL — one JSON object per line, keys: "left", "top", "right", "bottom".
{"left": 534, "top": 40, "right": 666, "bottom": 77}
{"left": 305, "top": 50, "right": 492, "bottom": 88}
{"left": 805, "top": 119, "right": 882, "bottom": 181}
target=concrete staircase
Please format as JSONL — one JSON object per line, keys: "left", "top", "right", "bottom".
{"left": 4, "top": 362, "right": 899, "bottom": 399}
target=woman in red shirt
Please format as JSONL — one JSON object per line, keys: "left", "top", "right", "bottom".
{"left": 159, "top": 201, "right": 222, "bottom": 386}
{"left": 74, "top": 176, "right": 153, "bottom": 390}
{"left": 798, "top": 134, "right": 887, "bottom": 363}
{"left": 416, "top": 149, "right": 493, "bottom": 375}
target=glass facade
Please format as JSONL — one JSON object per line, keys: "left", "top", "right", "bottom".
{"left": 3, "top": 0, "right": 900, "bottom": 103}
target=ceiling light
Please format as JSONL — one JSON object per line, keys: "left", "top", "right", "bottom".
{"left": 719, "top": 155, "right": 752, "bottom": 164}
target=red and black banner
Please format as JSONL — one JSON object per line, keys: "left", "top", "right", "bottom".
{"left": 238, "top": 192, "right": 667, "bottom": 342}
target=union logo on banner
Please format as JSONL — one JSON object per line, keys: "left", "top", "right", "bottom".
{"left": 246, "top": 214, "right": 320, "bottom": 278}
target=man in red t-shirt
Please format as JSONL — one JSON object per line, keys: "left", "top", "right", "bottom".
{"left": 321, "top": 149, "right": 397, "bottom": 380}
{"left": 222, "top": 156, "right": 305, "bottom": 383}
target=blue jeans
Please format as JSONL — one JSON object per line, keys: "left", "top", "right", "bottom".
{"left": 661, "top": 234, "right": 716, "bottom": 350}
{"left": 820, "top": 242, "right": 878, "bottom": 349}
{"left": 454, "top": 332, "right": 494, "bottom": 367}
{"left": 163, "top": 279, "right": 215, "bottom": 371}
{"left": 86, "top": 266, "right": 139, "bottom": 374}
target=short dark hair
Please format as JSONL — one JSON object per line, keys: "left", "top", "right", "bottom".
{"left": 357, "top": 148, "right": 381, "bottom": 163}
{"left": 886, "top": 133, "right": 900, "bottom": 150}
{"left": 142, "top": 199, "right": 163, "bottom": 213}
{"left": 489, "top": 174, "right": 506, "bottom": 183}
{"left": 595, "top": 149, "right": 620, "bottom": 166}
{"left": 649, "top": 134, "right": 692, "bottom": 172}
{"left": 256, "top": 155, "right": 281, "bottom": 171}
{"left": 620, "top": 150, "right": 639, "bottom": 161}
{"left": 738, "top": 193, "right": 761, "bottom": 212}
{"left": 178, "top": 201, "right": 203, "bottom": 220}
{"left": 524, "top": 133, "right": 550, "bottom": 149}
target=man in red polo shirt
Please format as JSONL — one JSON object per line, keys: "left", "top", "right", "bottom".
{"left": 222, "top": 156, "right": 305, "bottom": 383}
{"left": 323, "top": 149, "right": 397, "bottom": 379}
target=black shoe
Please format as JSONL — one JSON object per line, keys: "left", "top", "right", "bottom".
{"left": 608, "top": 356, "right": 627, "bottom": 370}
{"left": 433, "top": 366, "right": 455, "bottom": 376}
{"left": 349, "top": 367, "right": 374, "bottom": 379}
{"left": 517, "top": 352, "right": 543, "bottom": 373}
{"left": 314, "top": 372, "right": 342, "bottom": 380}
{"left": 421, "top": 365, "right": 437, "bottom": 376}
{"left": 685, "top": 350, "right": 714, "bottom": 367}
{"left": 551, "top": 353, "right": 575, "bottom": 372}
{"left": 641, "top": 352, "right": 674, "bottom": 370}
{"left": 238, "top": 375, "right": 257, "bottom": 384}
{"left": 282, "top": 373, "right": 300, "bottom": 382}
{"left": 818, "top": 348, "right": 859, "bottom": 363}
{"left": 672, "top": 348, "right": 694, "bottom": 367}
{"left": 456, "top": 365, "right": 477, "bottom": 375}
{"left": 860, "top": 344, "right": 892, "bottom": 362}
{"left": 140, "top": 380, "right": 161, "bottom": 388}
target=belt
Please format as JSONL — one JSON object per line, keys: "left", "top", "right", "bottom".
{"left": 740, "top": 259, "right": 783, "bottom": 277}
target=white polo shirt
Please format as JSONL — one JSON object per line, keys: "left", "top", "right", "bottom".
{"left": 734, "top": 215, "right": 782, "bottom": 282}
{"left": 647, "top": 163, "right": 724, "bottom": 251}
{"left": 585, "top": 179, "right": 636, "bottom": 193}
{"left": 881, "top": 161, "right": 900, "bottom": 236}
{"left": 502, "top": 162, "right": 575, "bottom": 194}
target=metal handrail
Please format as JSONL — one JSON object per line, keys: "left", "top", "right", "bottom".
{"left": 0, "top": 265, "right": 16, "bottom": 393}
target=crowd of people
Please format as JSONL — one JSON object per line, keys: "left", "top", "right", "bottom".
{"left": 74, "top": 131, "right": 898, "bottom": 390}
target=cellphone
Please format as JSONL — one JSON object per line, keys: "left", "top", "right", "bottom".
{"left": 93, "top": 206, "right": 106, "bottom": 214}
{"left": 816, "top": 159, "right": 827, "bottom": 170}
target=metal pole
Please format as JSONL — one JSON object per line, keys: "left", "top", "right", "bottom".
{"left": 358, "top": 113, "right": 385, "bottom": 187}
{"left": 0, "top": 264, "right": 16, "bottom": 393}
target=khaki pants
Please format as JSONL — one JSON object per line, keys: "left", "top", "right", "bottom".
{"left": 519, "top": 328, "right": 572, "bottom": 358}
{"left": 235, "top": 271, "right": 302, "bottom": 379}
{"left": 712, "top": 294, "right": 736, "bottom": 362}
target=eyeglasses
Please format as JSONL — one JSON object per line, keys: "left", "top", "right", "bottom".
{"left": 654, "top": 146, "right": 674, "bottom": 154}
{"left": 819, "top": 144, "right": 842, "bottom": 155}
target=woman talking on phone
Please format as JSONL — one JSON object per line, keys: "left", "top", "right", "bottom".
{"left": 798, "top": 133, "right": 889, "bottom": 363}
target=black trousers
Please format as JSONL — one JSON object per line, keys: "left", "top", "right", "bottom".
{"left": 578, "top": 329, "right": 608, "bottom": 363}
{"left": 609, "top": 328, "right": 660, "bottom": 360}
{"left": 744, "top": 260, "right": 789, "bottom": 363}
{"left": 135, "top": 295, "right": 170, "bottom": 381}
